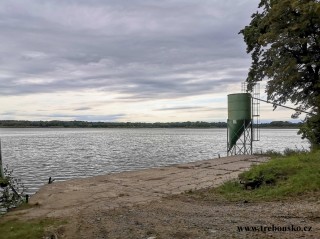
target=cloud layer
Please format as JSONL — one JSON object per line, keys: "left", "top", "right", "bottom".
{"left": 2, "top": 0, "right": 294, "bottom": 122}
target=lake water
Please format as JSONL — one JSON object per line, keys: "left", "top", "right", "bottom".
{"left": 0, "top": 128, "right": 309, "bottom": 194}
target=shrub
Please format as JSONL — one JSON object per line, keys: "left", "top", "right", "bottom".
{"left": 0, "top": 165, "right": 26, "bottom": 212}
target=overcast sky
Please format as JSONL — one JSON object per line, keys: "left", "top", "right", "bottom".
{"left": 0, "top": 0, "right": 303, "bottom": 122}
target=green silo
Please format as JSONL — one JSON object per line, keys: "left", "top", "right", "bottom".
{"left": 227, "top": 93, "right": 252, "bottom": 151}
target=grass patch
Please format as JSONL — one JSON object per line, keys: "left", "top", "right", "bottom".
{"left": 191, "top": 150, "right": 320, "bottom": 202}
{"left": 8, "top": 202, "right": 35, "bottom": 211}
{"left": 0, "top": 218, "right": 66, "bottom": 239}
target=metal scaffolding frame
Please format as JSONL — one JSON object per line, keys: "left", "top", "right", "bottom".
{"left": 227, "top": 83, "right": 260, "bottom": 156}
{"left": 227, "top": 120, "right": 253, "bottom": 155}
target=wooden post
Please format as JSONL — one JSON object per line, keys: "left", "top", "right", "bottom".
{"left": 0, "top": 139, "right": 3, "bottom": 178}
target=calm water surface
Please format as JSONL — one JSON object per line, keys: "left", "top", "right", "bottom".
{"left": 0, "top": 128, "right": 309, "bottom": 194}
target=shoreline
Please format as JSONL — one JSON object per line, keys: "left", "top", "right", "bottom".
{"left": 3, "top": 154, "right": 319, "bottom": 238}
{"left": 0, "top": 126, "right": 300, "bottom": 129}
{"left": 16, "top": 155, "right": 269, "bottom": 219}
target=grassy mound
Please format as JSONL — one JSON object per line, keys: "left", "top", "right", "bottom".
{"left": 193, "top": 150, "right": 320, "bottom": 202}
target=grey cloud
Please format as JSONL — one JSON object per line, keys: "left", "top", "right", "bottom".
{"left": 48, "top": 113, "right": 126, "bottom": 122}
{"left": 155, "top": 106, "right": 228, "bottom": 112}
{"left": 0, "top": 0, "right": 257, "bottom": 100}
{"left": 74, "top": 107, "right": 92, "bottom": 111}
{"left": 155, "top": 106, "right": 206, "bottom": 111}
{"left": 77, "top": 114, "right": 125, "bottom": 122}
{"left": 0, "top": 110, "right": 125, "bottom": 122}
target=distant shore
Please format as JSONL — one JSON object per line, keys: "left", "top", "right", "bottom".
{"left": 0, "top": 120, "right": 301, "bottom": 129}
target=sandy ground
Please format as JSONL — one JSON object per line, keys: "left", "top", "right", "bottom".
{"left": 63, "top": 194, "right": 320, "bottom": 239}
{"left": 23, "top": 155, "right": 269, "bottom": 219}
{"left": 3, "top": 155, "right": 320, "bottom": 238}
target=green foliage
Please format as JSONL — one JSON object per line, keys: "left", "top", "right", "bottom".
{"left": 0, "top": 120, "right": 303, "bottom": 129}
{"left": 0, "top": 165, "right": 26, "bottom": 211}
{"left": 262, "top": 147, "right": 308, "bottom": 157}
{"left": 264, "top": 149, "right": 283, "bottom": 157}
{"left": 0, "top": 219, "right": 44, "bottom": 239}
{"left": 240, "top": 0, "right": 320, "bottom": 148}
{"left": 239, "top": 154, "right": 304, "bottom": 186}
{"left": 202, "top": 150, "right": 320, "bottom": 202}
{"left": 0, "top": 120, "right": 228, "bottom": 128}
{"left": 268, "top": 121, "right": 299, "bottom": 128}
{"left": 282, "top": 147, "right": 308, "bottom": 156}
{"left": 0, "top": 218, "right": 61, "bottom": 239}
{"left": 0, "top": 177, "right": 9, "bottom": 188}
{"left": 298, "top": 114, "right": 320, "bottom": 151}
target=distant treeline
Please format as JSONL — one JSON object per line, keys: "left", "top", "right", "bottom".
{"left": 0, "top": 120, "right": 301, "bottom": 128}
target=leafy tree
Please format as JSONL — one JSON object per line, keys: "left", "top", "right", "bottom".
{"left": 240, "top": 0, "right": 320, "bottom": 149}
